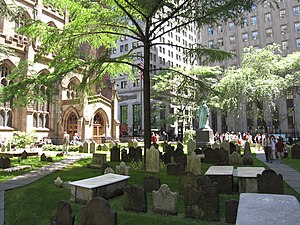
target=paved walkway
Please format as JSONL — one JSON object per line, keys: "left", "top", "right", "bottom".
{"left": 255, "top": 150, "right": 300, "bottom": 195}
{"left": 0, "top": 153, "right": 87, "bottom": 225}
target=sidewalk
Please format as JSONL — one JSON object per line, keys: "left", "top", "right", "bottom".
{"left": 0, "top": 153, "right": 87, "bottom": 225}
{"left": 255, "top": 150, "right": 300, "bottom": 195}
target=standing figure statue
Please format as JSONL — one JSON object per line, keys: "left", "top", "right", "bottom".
{"left": 198, "top": 102, "right": 209, "bottom": 129}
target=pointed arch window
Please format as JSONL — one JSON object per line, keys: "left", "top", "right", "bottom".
{"left": 0, "top": 64, "right": 13, "bottom": 127}
{"left": 67, "top": 80, "right": 79, "bottom": 99}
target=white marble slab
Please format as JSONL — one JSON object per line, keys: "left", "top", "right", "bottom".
{"left": 236, "top": 193, "right": 300, "bottom": 225}
{"left": 70, "top": 174, "right": 129, "bottom": 189}
{"left": 205, "top": 166, "right": 234, "bottom": 175}
{"left": 237, "top": 167, "right": 265, "bottom": 178}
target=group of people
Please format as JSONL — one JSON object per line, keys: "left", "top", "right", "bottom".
{"left": 262, "top": 134, "right": 285, "bottom": 163}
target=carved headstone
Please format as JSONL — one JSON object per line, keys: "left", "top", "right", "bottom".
{"left": 187, "top": 139, "right": 196, "bottom": 155}
{"left": 123, "top": 185, "right": 147, "bottom": 212}
{"left": 121, "top": 149, "right": 129, "bottom": 162}
{"left": 184, "top": 175, "right": 219, "bottom": 221}
{"left": 116, "top": 162, "right": 129, "bottom": 175}
{"left": 54, "top": 177, "right": 64, "bottom": 188}
{"left": 153, "top": 184, "right": 178, "bottom": 215}
{"left": 167, "top": 163, "right": 185, "bottom": 176}
{"left": 78, "top": 145, "right": 83, "bottom": 153}
{"left": 143, "top": 176, "right": 161, "bottom": 192}
{"left": 291, "top": 144, "right": 300, "bottom": 159}
{"left": 242, "top": 155, "right": 253, "bottom": 166}
{"left": 41, "top": 153, "right": 47, "bottom": 162}
{"left": 1, "top": 144, "right": 5, "bottom": 152}
{"left": 129, "top": 147, "right": 142, "bottom": 162}
{"left": 47, "top": 157, "right": 53, "bottom": 162}
{"left": 220, "top": 141, "right": 230, "bottom": 152}
{"left": 229, "top": 152, "right": 242, "bottom": 166}
{"left": 21, "top": 150, "right": 28, "bottom": 159}
{"left": 83, "top": 141, "right": 90, "bottom": 153}
{"left": 215, "top": 147, "right": 229, "bottom": 165}
{"left": 81, "top": 197, "right": 117, "bottom": 225}
{"left": 104, "top": 167, "right": 114, "bottom": 174}
{"left": 100, "top": 163, "right": 110, "bottom": 175}
{"left": 187, "top": 152, "right": 201, "bottom": 175}
{"left": 51, "top": 200, "right": 74, "bottom": 225}
{"left": 225, "top": 200, "right": 239, "bottom": 224}
{"left": 257, "top": 169, "right": 284, "bottom": 194}
{"left": 0, "top": 157, "right": 11, "bottom": 169}
{"left": 110, "top": 146, "right": 120, "bottom": 162}
{"left": 174, "top": 152, "right": 187, "bottom": 165}
{"left": 243, "top": 141, "right": 251, "bottom": 157}
{"left": 203, "top": 147, "right": 216, "bottom": 164}
{"left": 146, "top": 146, "right": 160, "bottom": 173}
{"left": 179, "top": 172, "right": 199, "bottom": 195}
{"left": 91, "top": 153, "right": 107, "bottom": 168}
{"left": 90, "top": 141, "right": 96, "bottom": 154}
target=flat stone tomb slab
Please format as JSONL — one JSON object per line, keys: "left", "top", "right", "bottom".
{"left": 205, "top": 166, "right": 234, "bottom": 194}
{"left": 70, "top": 174, "right": 130, "bottom": 203}
{"left": 236, "top": 193, "right": 300, "bottom": 225}
{"left": 237, "top": 167, "right": 265, "bottom": 193}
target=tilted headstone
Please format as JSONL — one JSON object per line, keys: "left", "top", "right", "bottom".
{"left": 83, "top": 141, "right": 90, "bottom": 153}
{"left": 41, "top": 153, "right": 47, "bottom": 162}
{"left": 143, "top": 176, "right": 161, "bottom": 192}
{"left": 203, "top": 147, "right": 217, "bottom": 164}
{"left": 153, "top": 184, "right": 178, "bottom": 215}
{"left": 116, "top": 162, "right": 129, "bottom": 175}
{"left": 243, "top": 141, "right": 251, "bottom": 157}
{"left": 257, "top": 169, "right": 284, "bottom": 194}
{"left": 104, "top": 167, "right": 114, "bottom": 174}
{"left": 167, "top": 163, "right": 185, "bottom": 176}
{"left": 91, "top": 153, "right": 107, "bottom": 168}
{"left": 225, "top": 200, "right": 239, "bottom": 224}
{"left": 187, "top": 152, "right": 201, "bottom": 175}
{"left": 215, "top": 147, "right": 229, "bottom": 165}
{"left": 121, "top": 149, "right": 129, "bottom": 162}
{"left": 242, "top": 155, "right": 253, "bottom": 166}
{"left": 90, "top": 141, "right": 96, "bottom": 154}
{"left": 187, "top": 139, "right": 196, "bottom": 155}
{"left": 81, "top": 197, "right": 117, "bottom": 225}
{"left": 123, "top": 185, "right": 147, "bottom": 213}
{"left": 110, "top": 146, "right": 120, "bottom": 162}
{"left": 54, "top": 177, "right": 64, "bottom": 188}
{"left": 146, "top": 146, "right": 160, "bottom": 173}
{"left": 291, "top": 144, "right": 300, "bottom": 159}
{"left": 211, "top": 142, "right": 220, "bottom": 150}
{"left": 51, "top": 200, "right": 74, "bottom": 225}
{"left": 220, "top": 141, "right": 230, "bottom": 152}
{"left": 229, "top": 152, "right": 242, "bottom": 166}
{"left": 0, "top": 157, "right": 11, "bottom": 169}
{"left": 184, "top": 175, "right": 219, "bottom": 221}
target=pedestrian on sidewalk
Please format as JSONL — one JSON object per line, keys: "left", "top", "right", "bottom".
{"left": 276, "top": 137, "right": 285, "bottom": 163}
{"left": 62, "top": 131, "right": 70, "bottom": 155}
{"left": 262, "top": 133, "right": 272, "bottom": 162}
{"left": 270, "top": 135, "right": 277, "bottom": 161}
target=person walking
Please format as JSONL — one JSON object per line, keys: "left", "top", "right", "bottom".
{"left": 262, "top": 133, "right": 272, "bottom": 162}
{"left": 270, "top": 135, "right": 277, "bottom": 161}
{"left": 275, "top": 137, "right": 285, "bottom": 163}
{"left": 62, "top": 131, "right": 70, "bottom": 155}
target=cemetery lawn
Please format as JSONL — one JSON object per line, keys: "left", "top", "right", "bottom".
{"left": 0, "top": 156, "right": 64, "bottom": 182}
{"left": 4, "top": 154, "right": 299, "bottom": 225}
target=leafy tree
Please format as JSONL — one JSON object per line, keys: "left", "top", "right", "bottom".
{"left": 152, "top": 66, "right": 221, "bottom": 141}
{"left": 1, "top": 0, "right": 272, "bottom": 148}
{"left": 215, "top": 44, "right": 286, "bottom": 133}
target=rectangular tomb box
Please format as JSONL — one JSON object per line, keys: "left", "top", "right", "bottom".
{"left": 237, "top": 167, "right": 265, "bottom": 193}
{"left": 70, "top": 174, "right": 130, "bottom": 203}
{"left": 205, "top": 166, "right": 234, "bottom": 194}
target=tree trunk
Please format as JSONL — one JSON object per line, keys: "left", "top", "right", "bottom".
{"left": 255, "top": 100, "right": 268, "bottom": 133}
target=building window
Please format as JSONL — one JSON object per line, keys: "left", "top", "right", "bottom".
{"left": 266, "top": 28, "right": 273, "bottom": 37}
{"left": 282, "top": 40, "right": 288, "bottom": 50}
{"left": 251, "top": 16, "right": 257, "bottom": 26}
{"left": 124, "top": 44, "right": 128, "bottom": 51}
{"left": 252, "top": 31, "right": 258, "bottom": 40}
{"left": 120, "top": 45, "right": 124, "bottom": 52}
{"left": 296, "top": 38, "right": 300, "bottom": 48}
{"left": 217, "top": 25, "right": 223, "bottom": 33}
{"left": 242, "top": 33, "right": 249, "bottom": 42}
{"left": 217, "top": 38, "right": 223, "bottom": 47}
{"left": 241, "top": 18, "right": 248, "bottom": 28}
{"left": 208, "top": 40, "right": 214, "bottom": 48}
{"left": 0, "top": 64, "right": 13, "bottom": 127}
{"left": 281, "top": 24, "right": 288, "bottom": 34}
{"left": 120, "top": 105, "right": 128, "bottom": 125}
{"left": 120, "top": 81, "right": 127, "bottom": 89}
{"left": 67, "top": 80, "right": 78, "bottom": 99}
{"left": 293, "top": 6, "right": 300, "bottom": 16}
{"left": 229, "top": 36, "right": 236, "bottom": 44}
{"left": 133, "top": 104, "right": 141, "bottom": 136}
{"left": 265, "top": 13, "right": 272, "bottom": 22}
{"left": 208, "top": 27, "right": 213, "bottom": 35}
{"left": 133, "top": 79, "right": 139, "bottom": 87}
{"left": 252, "top": 3, "right": 257, "bottom": 11}
{"left": 295, "top": 22, "right": 300, "bottom": 32}
{"left": 279, "top": 9, "right": 286, "bottom": 19}
{"left": 228, "top": 22, "right": 235, "bottom": 30}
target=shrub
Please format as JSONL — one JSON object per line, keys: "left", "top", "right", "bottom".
{"left": 12, "top": 131, "right": 37, "bottom": 149}
{"left": 42, "top": 144, "right": 61, "bottom": 151}
{"left": 183, "top": 130, "right": 196, "bottom": 144}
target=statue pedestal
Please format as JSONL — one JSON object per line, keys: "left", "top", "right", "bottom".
{"left": 196, "top": 128, "right": 214, "bottom": 148}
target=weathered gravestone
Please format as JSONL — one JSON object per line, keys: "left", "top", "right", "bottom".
{"left": 1, "top": 144, "right": 6, "bottom": 152}
{"left": 104, "top": 167, "right": 114, "bottom": 174}
{"left": 220, "top": 141, "right": 230, "bottom": 152}
{"left": 78, "top": 145, "right": 83, "bottom": 153}
{"left": 215, "top": 148, "right": 229, "bottom": 165}
{"left": 143, "top": 176, "right": 161, "bottom": 192}
{"left": 203, "top": 147, "right": 217, "bottom": 164}
{"left": 243, "top": 141, "right": 251, "bottom": 157}
{"left": 211, "top": 142, "right": 220, "bottom": 150}
{"left": 225, "top": 200, "right": 239, "bottom": 224}
{"left": 116, "top": 162, "right": 129, "bottom": 175}
{"left": 153, "top": 184, "right": 178, "bottom": 215}
{"left": 146, "top": 146, "right": 160, "bottom": 173}
{"left": 129, "top": 146, "right": 142, "bottom": 162}
{"left": 81, "top": 197, "right": 117, "bottom": 225}
{"left": 161, "top": 152, "right": 172, "bottom": 165}
{"left": 179, "top": 172, "right": 200, "bottom": 195}
{"left": 187, "top": 152, "right": 201, "bottom": 175}
{"left": 257, "top": 169, "right": 284, "bottom": 194}
{"left": 229, "top": 152, "right": 242, "bottom": 166}
{"left": 291, "top": 144, "right": 300, "bottom": 159}
{"left": 21, "top": 150, "right": 28, "bottom": 159}
{"left": 51, "top": 200, "right": 74, "bottom": 225}
{"left": 174, "top": 151, "right": 187, "bottom": 166}
{"left": 243, "top": 155, "right": 253, "bottom": 166}
{"left": 83, "top": 141, "right": 90, "bottom": 153}
{"left": 90, "top": 141, "right": 96, "bottom": 154}
{"left": 54, "top": 177, "right": 64, "bottom": 188}
{"left": 123, "top": 185, "right": 147, "bottom": 212}
{"left": 121, "top": 149, "right": 129, "bottom": 162}
{"left": 165, "top": 145, "right": 175, "bottom": 156}
{"left": 110, "top": 146, "right": 120, "bottom": 162}
{"left": 187, "top": 139, "right": 196, "bottom": 155}
{"left": 184, "top": 175, "right": 219, "bottom": 221}
{"left": 41, "top": 153, "right": 47, "bottom": 162}
{"left": 0, "top": 157, "right": 11, "bottom": 169}
{"left": 91, "top": 153, "right": 107, "bottom": 168}
{"left": 99, "top": 163, "right": 110, "bottom": 175}
{"left": 167, "top": 163, "right": 185, "bottom": 176}
{"left": 47, "top": 157, "right": 53, "bottom": 162}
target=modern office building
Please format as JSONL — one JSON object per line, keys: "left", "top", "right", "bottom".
{"left": 0, "top": 0, "right": 119, "bottom": 144}
{"left": 200, "top": 0, "right": 300, "bottom": 136}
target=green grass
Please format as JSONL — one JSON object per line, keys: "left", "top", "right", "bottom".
{"left": 4, "top": 154, "right": 300, "bottom": 225}
{"left": 0, "top": 156, "right": 64, "bottom": 182}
